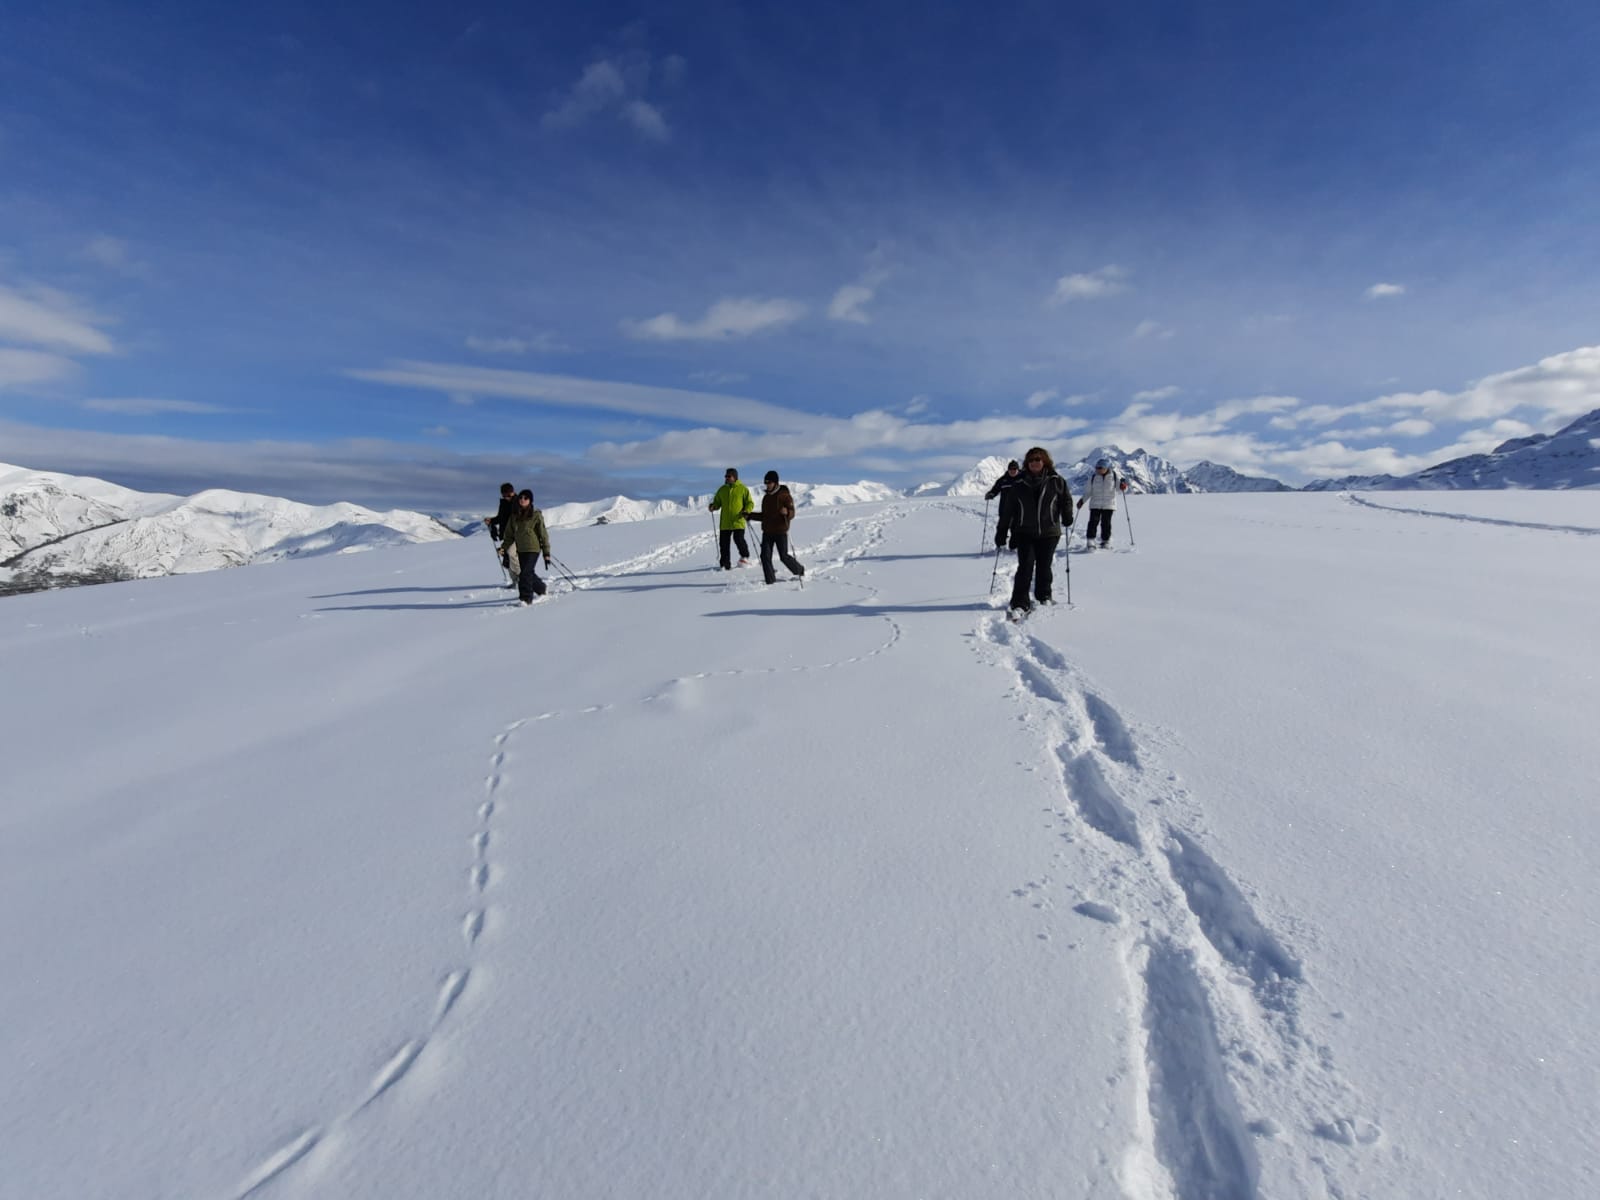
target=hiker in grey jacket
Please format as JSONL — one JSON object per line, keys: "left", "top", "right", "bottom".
{"left": 1080, "top": 459, "right": 1127, "bottom": 548}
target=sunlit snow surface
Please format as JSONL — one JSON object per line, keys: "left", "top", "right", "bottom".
{"left": 3, "top": 492, "right": 1596, "bottom": 1200}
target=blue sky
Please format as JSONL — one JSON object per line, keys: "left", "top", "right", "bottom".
{"left": 3, "top": 0, "right": 1599, "bottom": 509}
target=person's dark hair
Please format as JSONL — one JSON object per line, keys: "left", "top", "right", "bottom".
{"left": 1007, "top": 460, "right": 1019, "bottom": 469}
{"left": 764, "top": 469, "right": 780, "bottom": 484}
{"left": 518, "top": 488, "right": 533, "bottom": 501}
{"left": 724, "top": 467, "right": 738, "bottom": 479}
{"left": 1023, "top": 446, "right": 1055, "bottom": 472}
{"left": 500, "top": 482, "right": 515, "bottom": 496}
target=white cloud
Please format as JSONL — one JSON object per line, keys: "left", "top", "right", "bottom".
{"left": 83, "top": 398, "right": 229, "bottom": 415}
{"left": 1049, "top": 265, "right": 1128, "bottom": 304}
{"left": 1133, "top": 319, "right": 1174, "bottom": 340}
{"left": 0, "top": 284, "right": 114, "bottom": 354}
{"left": 687, "top": 369, "right": 749, "bottom": 385}
{"left": 422, "top": 425, "right": 452, "bottom": 437}
{"left": 1370, "top": 345, "right": 1600, "bottom": 423}
{"left": 1132, "top": 385, "right": 1180, "bottom": 402}
{"left": 1024, "top": 389, "right": 1058, "bottom": 410}
{"left": 1365, "top": 282, "right": 1406, "bottom": 299}
{"left": 828, "top": 284, "right": 876, "bottom": 324}
{"left": 1386, "top": 417, "right": 1435, "bottom": 437}
{"left": 0, "top": 347, "right": 79, "bottom": 388}
{"left": 622, "top": 297, "right": 806, "bottom": 341}
{"left": 905, "top": 395, "right": 930, "bottom": 415}
{"left": 1209, "top": 395, "right": 1300, "bottom": 424}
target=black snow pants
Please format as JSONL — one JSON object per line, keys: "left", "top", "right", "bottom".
{"left": 760, "top": 532, "right": 805, "bottom": 584}
{"left": 1010, "top": 533, "right": 1061, "bottom": 610}
{"left": 719, "top": 528, "right": 751, "bottom": 569}
{"left": 1085, "top": 508, "right": 1114, "bottom": 544}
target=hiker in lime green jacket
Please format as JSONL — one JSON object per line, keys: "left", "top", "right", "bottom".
{"left": 708, "top": 467, "right": 755, "bottom": 569}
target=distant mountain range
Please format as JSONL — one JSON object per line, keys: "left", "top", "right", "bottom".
{"left": 5, "top": 408, "right": 1594, "bottom": 592}
{"left": 1304, "top": 407, "right": 1600, "bottom": 492}
{"left": 0, "top": 463, "right": 457, "bottom": 595}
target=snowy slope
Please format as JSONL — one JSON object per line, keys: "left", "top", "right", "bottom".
{"left": 3, "top": 492, "right": 1596, "bottom": 1200}
{"left": 0, "top": 464, "right": 457, "bottom": 584}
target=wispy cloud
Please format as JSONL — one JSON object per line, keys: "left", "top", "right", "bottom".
{"left": 621, "top": 297, "right": 806, "bottom": 341}
{"left": 1049, "top": 265, "right": 1129, "bottom": 304}
{"left": 827, "top": 265, "right": 891, "bottom": 325}
{"left": 687, "top": 369, "right": 749, "bottom": 385}
{"left": 0, "top": 283, "right": 114, "bottom": 355}
{"left": 466, "top": 333, "right": 572, "bottom": 355}
{"left": 1365, "top": 282, "right": 1406, "bottom": 299}
{"left": 0, "top": 348, "right": 79, "bottom": 389}
{"left": 1024, "top": 389, "right": 1058, "bottom": 410}
{"left": 622, "top": 100, "right": 671, "bottom": 142}
{"left": 347, "top": 361, "right": 818, "bottom": 432}
{"left": 541, "top": 48, "right": 676, "bottom": 142}
{"left": 1370, "top": 345, "right": 1600, "bottom": 423}
{"left": 78, "top": 236, "right": 145, "bottom": 277}
{"left": 83, "top": 397, "right": 230, "bottom": 415}
{"left": 1132, "top": 385, "right": 1180, "bottom": 402}
{"left": 1133, "top": 319, "right": 1174, "bottom": 340}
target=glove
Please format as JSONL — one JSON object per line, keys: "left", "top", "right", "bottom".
{"left": 543, "top": 555, "right": 552, "bottom": 567}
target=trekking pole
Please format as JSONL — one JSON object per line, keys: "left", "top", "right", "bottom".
{"left": 711, "top": 513, "right": 721, "bottom": 565}
{"left": 490, "top": 534, "right": 512, "bottom": 585}
{"left": 548, "top": 554, "right": 583, "bottom": 587}
{"left": 989, "top": 542, "right": 1003, "bottom": 593}
{"left": 1064, "top": 509, "right": 1077, "bottom": 606}
{"left": 980, "top": 498, "right": 990, "bottom": 555}
{"left": 1123, "top": 488, "right": 1136, "bottom": 547}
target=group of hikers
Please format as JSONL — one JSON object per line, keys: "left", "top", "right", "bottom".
{"left": 482, "top": 468, "right": 807, "bottom": 606}
{"left": 984, "top": 448, "right": 1128, "bottom": 615}
{"left": 484, "top": 451, "right": 1123, "bottom": 616}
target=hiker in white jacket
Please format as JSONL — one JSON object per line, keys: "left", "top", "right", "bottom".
{"left": 1081, "top": 459, "right": 1127, "bottom": 547}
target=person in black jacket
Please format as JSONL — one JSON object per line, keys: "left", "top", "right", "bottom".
{"left": 984, "top": 459, "right": 1021, "bottom": 550}
{"left": 484, "top": 482, "right": 519, "bottom": 585}
{"left": 1007, "top": 447, "right": 1073, "bottom": 614}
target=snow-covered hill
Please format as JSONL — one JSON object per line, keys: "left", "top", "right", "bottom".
{"left": 4, "top": 491, "right": 1596, "bottom": 1200}
{"left": 0, "top": 463, "right": 458, "bottom": 590}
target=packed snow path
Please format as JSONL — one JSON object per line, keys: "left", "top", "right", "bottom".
{"left": 3, "top": 493, "right": 1595, "bottom": 1199}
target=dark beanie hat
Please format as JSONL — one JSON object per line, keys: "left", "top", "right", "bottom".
{"left": 1007, "top": 459, "right": 1019, "bottom": 469}
{"left": 764, "top": 470, "right": 780, "bottom": 484}
{"left": 518, "top": 488, "right": 533, "bottom": 501}
{"left": 725, "top": 467, "right": 738, "bottom": 479}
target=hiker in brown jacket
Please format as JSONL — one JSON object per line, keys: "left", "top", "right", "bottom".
{"left": 749, "top": 470, "right": 806, "bottom": 585}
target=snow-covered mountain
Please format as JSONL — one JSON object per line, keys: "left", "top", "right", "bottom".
{"left": 1302, "top": 407, "right": 1600, "bottom": 491}
{"left": 1060, "top": 446, "right": 1193, "bottom": 494}
{"left": 1182, "top": 461, "right": 1293, "bottom": 492}
{"left": 944, "top": 456, "right": 1014, "bottom": 497}
{"left": 1405, "top": 407, "right": 1600, "bottom": 489}
{"left": 1, "top": 463, "right": 458, "bottom": 592}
